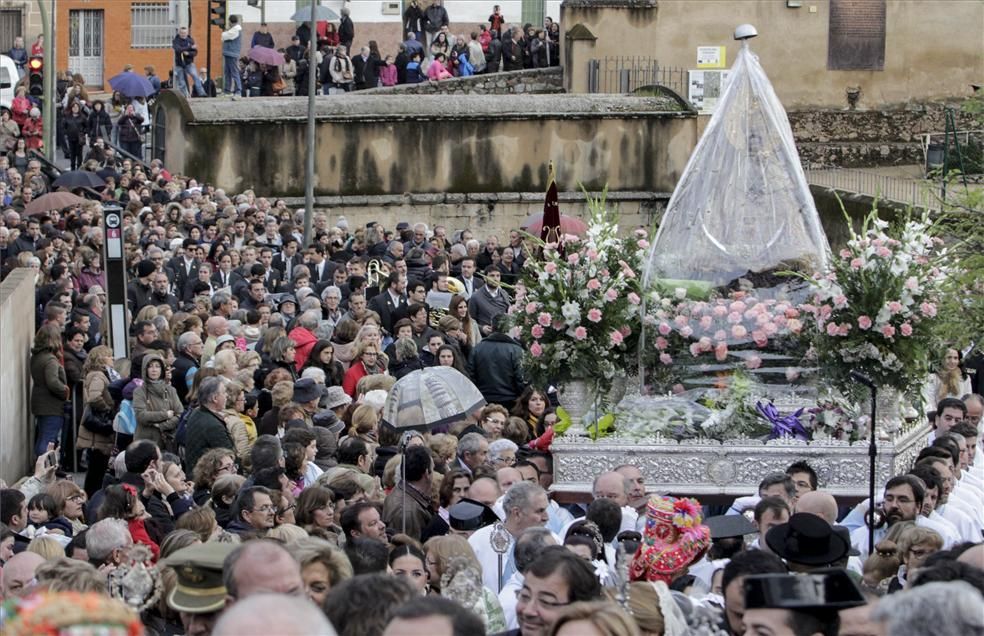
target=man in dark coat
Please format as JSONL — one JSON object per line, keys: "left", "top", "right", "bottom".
{"left": 468, "top": 314, "right": 527, "bottom": 407}
{"left": 338, "top": 7, "right": 355, "bottom": 52}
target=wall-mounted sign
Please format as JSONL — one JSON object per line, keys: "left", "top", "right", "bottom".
{"left": 697, "top": 46, "right": 726, "bottom": 69}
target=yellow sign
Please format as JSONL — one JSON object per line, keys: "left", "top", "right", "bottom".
{"left": 697, "top": 46, "right": 726, "bottom": 69}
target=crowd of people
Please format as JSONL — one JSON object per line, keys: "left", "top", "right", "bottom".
{"left": 0, "top": 143, "right": 982, "bottom": 634}
{"left": 171, "top": 1, "right": 561, "bottom": 99}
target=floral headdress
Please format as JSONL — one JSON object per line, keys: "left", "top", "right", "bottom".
{"left": 629, "top": 495, "right": 711, "bottom": 584}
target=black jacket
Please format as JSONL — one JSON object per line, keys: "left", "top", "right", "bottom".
{"left": 468, "top": 334, "right": 527, "bottom": 405}
{"left": 338, "top": 16, "right": 355, "bottom": 47}
{"left": 184, "top": 407, "right": 234, "bottom": 475}
{"left": 171, "top": 352, "right": 199, "bottom": 405}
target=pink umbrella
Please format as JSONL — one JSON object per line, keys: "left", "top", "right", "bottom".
{"left": 521, "top": 213, "right": 589, "bottom": 236}
{"left": 248, "top": 46, "right": 285, "bottom": 66}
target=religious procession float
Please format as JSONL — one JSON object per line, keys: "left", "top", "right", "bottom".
{"left": 509, "top": 29, "right": 968, "bottom": 499}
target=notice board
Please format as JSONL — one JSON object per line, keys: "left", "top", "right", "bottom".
{"left": 827, "top": 0, "right": 886, "bottom": 71}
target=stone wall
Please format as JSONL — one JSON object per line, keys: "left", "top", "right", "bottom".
{"left": 0, "top": 269, "right": 36, "bottom": 485}
{"left": 279, "top": 190, "right": 671, "bottom": 238}
{"left": 364, "top": 67, "right": 564, "bottom": 96}
{"left": 789, "top": 101, "right": 977, "bottom": 168}
{"left": 154, "top": 92, "right": 696, "bottom": 198}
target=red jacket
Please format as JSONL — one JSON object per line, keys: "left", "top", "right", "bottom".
{"left": 288, "top": 326, "right": 318, "bottom": 372}
{"left": 342, "top": 361, "right": 369, "bottom": 398}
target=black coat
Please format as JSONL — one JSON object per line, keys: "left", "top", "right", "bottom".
{"left": 468, "top": 334, "right": 527, "bottom": 405}
{"left": 338, "top": 16, "right": 355, "bottom": 48}
{"left": 352, "top": 54, "right": 379, "bottom": 90}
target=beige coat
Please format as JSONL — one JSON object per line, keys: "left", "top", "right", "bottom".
{"left": 77, "top": 369, "right": 114, "bottom": 454}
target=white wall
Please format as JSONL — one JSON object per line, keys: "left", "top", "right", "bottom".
{"left": 228, "top": 0, "right": 563, "bottom": 26}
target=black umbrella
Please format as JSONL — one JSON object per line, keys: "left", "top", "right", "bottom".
{"left": 97, "top": 167, "right": 122, "bottom": 183}
{"left": 52, "top": 170, "right": 106, "bottom": 190}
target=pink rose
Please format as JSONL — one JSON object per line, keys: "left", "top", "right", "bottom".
{"left": 574, "top": 326, "right": 588, "bottom": 340}
{"left": 752, "top": 329, "right": 769, "bottom": 347}
{"left": 714, "top": 342, "right": 729, "bottom": 362}
{"left": 679, "top": 326, "right": 694, "bottom": 338}
{"left": 729, "top": 301, "right": 747, "bottom": 314}
{"left": 881, "top": 325, "right": 896, "bottom": 339}
{"left": 839, "top": 248, "right": 852, "bottom": 259}
{"left": 745, "top": 355, "right": 762, "bottom": 370}
{"left": 833, "top": 295, "right": 848, "bottom": 308}
{"left": 850, "top": 258, "right": 864, "bottom": 270}
{"left": 920, "top": 302, "right": 937, "bottom": 317}
{"left": 826, "top": 322, "right": 840, "bottom": 336}
{"left": 699, "top": 316, "right": 714, "bottom": 331}
{"left": 731, "top": 325, "right": 748, "bottom": 339}
{"left": 637, "top": 239, "right": 650, "bottom": 249}
{"left": 552, "top": 320, "right": 566, "bottom": 331}
{"left": 531, "top": 325, "right": 544, "bottom": 339}
{"left": 698, "top": 336, "right": 713, "bottom": 352}
{"left": 525, "top": 302, "right": 538, "bottom": 315}
{"left": 620, "top": 325, "right": 632, "bottom": 337}
{"left": 674, "top": 315, "right": 689, "bottom": 328}
{"left": 714, "top": 329, "right": 727, "bottom": 342}
{"left": 837, "top": 323, "right": 851, "bottom": 336}
{"left": 785, "top": 307, "right": 800, "bottom": 319}
{"left": 543, "top": 262, "right": 557, "bottom": 275}
{"left": 659, "top": 353, "right": 673, "bottom": 365}
{"left": 567, "top": 252, "right": 580, "bottom": 265}
{"left": 887, "top": 301, "right": 903, "bottom": 314}
{"left": 904, "top": 277, "right": 919, "bottom": 290}
{"left": 658, "top": 322, "right": 672, "bottom": 336}
{"left": 610, "top": 330, "right": 624, "bottom": 345}
{"left": 618, "top": 260, "right": 636, "bottom": 279}
{"left": 537, "top": 312, "right": 552, "bottom": 327}
{"left": 858, "top": 315, "right": 872, "bottom": 330}
{"left": 819, "top": 305, "right": 832, "bottom": 320}
{"left": 787, "top": 319, "right": 802, "bottom": 334}
{"left": 605, "top": 289, "right": 618, "bottom": 302}
{"left": 587, "top": 278, "right": 601, "bottom": 291}
{"left": 876, "top": 246, "right": 891, "bottom": 258}
{"left": 628, "top": 292, "right": 641, "bottom": 305}
{"left": 530, "top": 342, "right": 543, "bottom": 357}
{"left": 763, "top": 322, "right": 778, "bottom": 336}
{"left": 655, "top": 336, "right": 668, "bottom": 350}
{"left": 587, "top": 308, "right": 603, "bottom": 323}
{"left": 727, "top": 311, "right": 742, "bottom": 324}
{"left": 756, "top": 312, "right": 772, "bottom": 326}
{"left": 773, "top": 314, "right": 788, "bottom": 329}
{"left": 586, "top": 249, "right": 600, "bottom": 262}
{"left": 712, "top": 305, "right": 729, "bottom": 318}
{"left": 689, "top": 342, "right": 702, "bottom": 357}
{"left": 900, "top": 322, "right": 913, "bottom": 337}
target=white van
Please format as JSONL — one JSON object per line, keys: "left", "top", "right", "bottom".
{"left": 0, "top": 54, "right": 20, "bottom": 112}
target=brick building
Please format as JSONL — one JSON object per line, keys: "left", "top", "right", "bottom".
{"left": 56, "top": 0, "right": 223, "bottom": 91}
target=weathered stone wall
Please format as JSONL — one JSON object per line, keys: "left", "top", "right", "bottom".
{"left": 155, "top": 92, "right": 696, "bottom": 198}
{"left": 364, "top": 67, "right": 564, "bottom": 96}
{"left": 789, "top": 101, "right": 977, "bottom": 168}
{"left": 561, "top": 0, "right": 984, "bottom": 109}
{"left": 0, "top": 269, "right": 36, "bottom": 485}
{"left": 279, "top": 190, "right": 670, "bottom": 238}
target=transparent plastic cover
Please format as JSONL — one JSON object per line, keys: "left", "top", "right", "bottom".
{"left": 647, "top": 42, "right": 830, "bottom": 287}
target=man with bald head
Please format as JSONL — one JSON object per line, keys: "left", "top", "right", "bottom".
{"left": 497, "top": 466, "right": 523, "bottom": 493}
{"left": 615, "top": 464, "right": 648, "bottom": 516}
{"left": 214, "top": 593, "right": 335, "bottom": 636}
{"left": 223, "top": 540, "right": 304, "bottom": 607}
{"left": 795, "top": 490, "right": 838, "bottom": 524}
{"left": 201, "top": 315, "right": 229, "bottom": 367}
{"left": 2, "top": 551, "right": 45, "bottom": 598}
{"left": 468, "top": 476, "right": 501, "bottom": 508}
{"left": 593, "top": 471, "right": 638, "bottom": 533}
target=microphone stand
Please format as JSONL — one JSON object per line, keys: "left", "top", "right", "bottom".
{"left": 852, "top": 370, "right": 878, "bottom": 557}
{"left": 399, "top": 431, "right": 412, "bottom": 536}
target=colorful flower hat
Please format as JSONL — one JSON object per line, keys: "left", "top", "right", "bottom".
{"left": 629, "top": 495, "right": 711, "bottom": 584}
{"left": 0, "top": 591, "right": 144, "bottom": 636}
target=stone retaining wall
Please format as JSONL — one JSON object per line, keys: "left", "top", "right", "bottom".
{"left": 363, "top": 67, "right": 564, "bottom": 96}
{"left": 0, "top": 269, "right": 36, "bottom": 485}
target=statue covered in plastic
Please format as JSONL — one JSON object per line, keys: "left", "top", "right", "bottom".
{"left": 647, "top": 27, "right": 829, "bottom": 289}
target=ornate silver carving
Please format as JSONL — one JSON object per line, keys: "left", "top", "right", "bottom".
{"left": 552, "top": 421, "right": 929, "bottom": 497}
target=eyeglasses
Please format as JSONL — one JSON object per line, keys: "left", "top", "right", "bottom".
{"left": 278, "top": 504, "right": 296, "bottom": 516}
{"left": 67, "top": 494, "right": 86, "bottom": 503}
{"left": 251, "top": 505, "right": 276, "bottom": 513}
{"left": 363, "top": 352, "right": 378, "bottom": 357}
{"left": 516, "top": 590, "right": 570, "bottom": 610}
{"left": 217, "top": 462, "right": 237, "bottom": 473}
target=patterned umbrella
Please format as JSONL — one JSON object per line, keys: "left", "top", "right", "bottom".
{"left": 381, "top": 367, "right": 486, "bottom": 431}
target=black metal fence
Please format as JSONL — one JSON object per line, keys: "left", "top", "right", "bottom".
{"left": 586, "top": 57, "right": 688, "bottom": 97}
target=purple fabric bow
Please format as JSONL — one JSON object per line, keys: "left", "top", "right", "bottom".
{"left": 756, "top": 401, "right": 808, "bottom": 440}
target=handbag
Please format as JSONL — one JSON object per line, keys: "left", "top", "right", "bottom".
{"left": 82, "top": 405, "right": 115, "bottom": 435}
{"left": 272, "top": 76, "right": 286, "bottom": 93}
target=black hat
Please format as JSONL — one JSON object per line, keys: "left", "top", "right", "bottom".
{"left": 765, "top": 513, "right": 849, "bottom": 566}
{"left": 137, "top": 259, "right": 156, "bottom": 278}
{"left": 293, "top": 377, "right": 321, "bottom": 404}
{"left": 449, "top": 498, "right": 500, "bottom": 532}
{"left": 704, "top": 514, "right": 757, "bottom": 540}
{"left": 743, "top": 569, "right": 866, "bottom": 611}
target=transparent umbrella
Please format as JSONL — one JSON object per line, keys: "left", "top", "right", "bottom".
{"left": 381, "top": 367, "right": 486, "bottom": 432}
{"left": 290, "top": 5, "right": 340, "bottom": 22}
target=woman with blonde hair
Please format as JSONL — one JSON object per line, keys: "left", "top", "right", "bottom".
{"left": 176, "top": 505, "right": 220, "bottom": 542}
{"left": 26, "top": 535, "right": 65, "bottom": 560}
{"left": 220, "top": 380, "right": 253, "bottom": 465}
{"left": 286, "top": 536, "right": 354, "bottom": 607}
{"left": 77, "top": 345, "right": 119, "bottom": 496}
{"left": 424, "top": 535, "right": 506, "bottom": 632}
{"left": 347, "top": 403, "right": 379, "bottom": 444}
{"left": 212, "top": 349, "right": 239, "bottom": 379}
{"left": 266, "top": 524, "right": 309, "bottom": 544}
{"left": 550, "top": 601, "right": 640, "bottom": 636}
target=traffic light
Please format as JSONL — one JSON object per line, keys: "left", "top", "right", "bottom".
{"left": 209, "top": 0, "right": 227, "bottom": 28}
{"left": 28, "top": 55, "right": 43, "bottom": 97}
